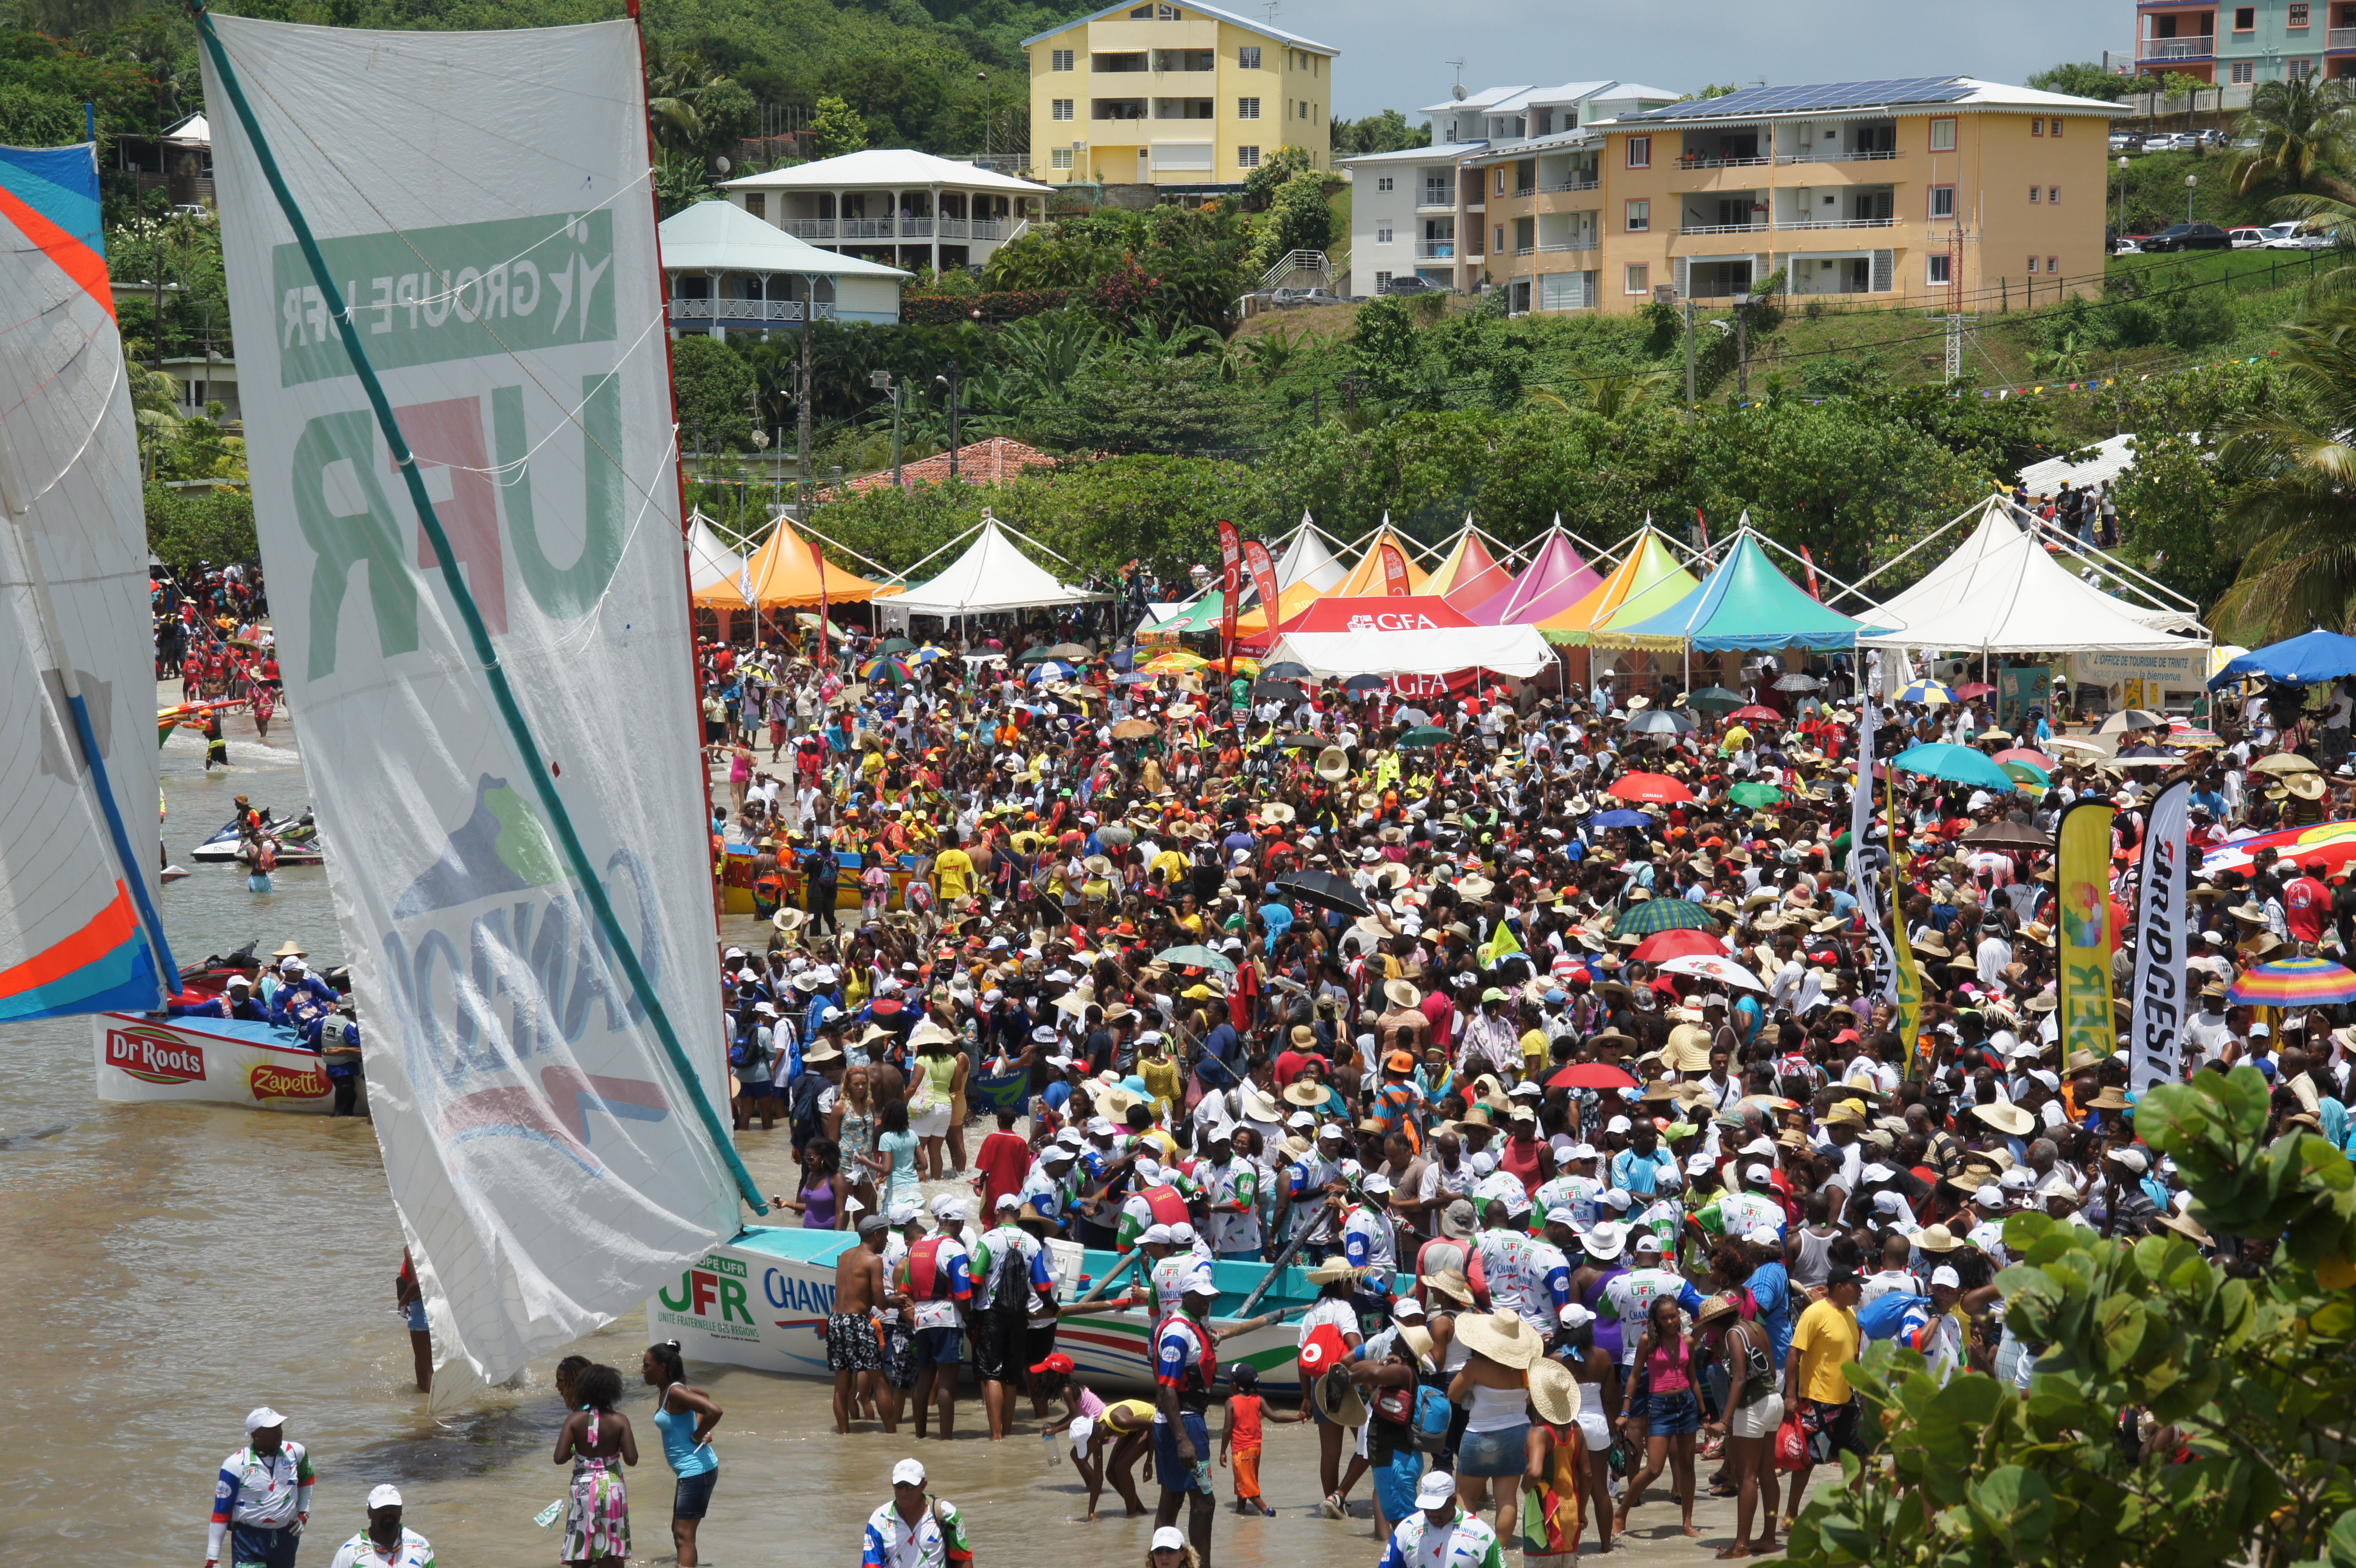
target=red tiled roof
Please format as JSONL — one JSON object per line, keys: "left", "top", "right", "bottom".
{"left": 844, "top": 436, "right": 1056, "bottom": 492}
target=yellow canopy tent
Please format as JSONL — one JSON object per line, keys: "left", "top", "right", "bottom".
{"left": 690, "top": 513, "right": 897, "bottom": 610}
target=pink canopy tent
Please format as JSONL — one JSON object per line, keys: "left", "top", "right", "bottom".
{"left": 1427, "top": 530, "right": 1517, "bottom": 611}
{"left": 1468, "top": 527, "right": 1605, "bottom": 625}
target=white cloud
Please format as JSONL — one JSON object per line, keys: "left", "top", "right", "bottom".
{"left": 1280, "top": 0, "right": 2124, "bottom": 121}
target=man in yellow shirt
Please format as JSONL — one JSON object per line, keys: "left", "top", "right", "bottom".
{"left": 1782, "top": 1269, "right": 1864, "bottom": 1528}
{"left": 934, "top": 828, "right": 975, "bottom": 907}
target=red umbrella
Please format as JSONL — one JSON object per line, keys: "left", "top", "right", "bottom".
{"left": 1991, "top": 746, "right": 2057, "bottom": 770}
{"left": 1632, "top": 928, "right": 1723, "bottom": 964}
{"left": 1730, "top": 704, "right": 1782, "bottom": 723}
{"left": 1549, "top": 1061, "right": 1642, "bottom": 1092}
{"left": 1954, "top": 681, "right": 1997, "bottom": 698}
{"left": 1606, "top": 772, "right": 1694, "bottom": 804}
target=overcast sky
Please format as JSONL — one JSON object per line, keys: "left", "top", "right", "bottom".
{"left": 1275, "top": 0, "right": 2127, "bottom": 121}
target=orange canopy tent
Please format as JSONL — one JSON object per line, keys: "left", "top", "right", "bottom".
{"left": 689, "top": 513, "right": 897, "bottom": 609}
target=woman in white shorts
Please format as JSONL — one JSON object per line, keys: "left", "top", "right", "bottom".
{"left": 1699, "top": 1294, "right": 1783, "bottom": 1560}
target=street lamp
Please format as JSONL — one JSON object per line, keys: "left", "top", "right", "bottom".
{"left": 2117, "top": 155, "right": 2131, "bottom": 238}
{"left": 2186, "top": 172, "right": 2197, "bottom": 222}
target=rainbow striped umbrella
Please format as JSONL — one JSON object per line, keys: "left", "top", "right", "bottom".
{"left": 2228, "top": 956, "right": 2356, "bottom": 1007}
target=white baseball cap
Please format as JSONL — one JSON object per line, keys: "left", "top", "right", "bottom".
{"left": 1416, "top": 1472, "right": 1459, "bottom": 1511}
{"left": 994, "top": 1191, "right": 1022, "bottom": 1210}
{"left": 1152, "top": 1526, "right": 1188, "bottom": 1551}
{"left": 1558, "top": 1302, "right": 1594, "bottom": 1329}
{"left": 1743, "top": 1163, "right": 1773, "bottom": 1183}
{"left": 1142, "top": 1224, "right": 1175, "bottom": 1246}
{"left": 1744, "top": 1226, "right": 1781, "bottom": 1249}
{"left": 1392, "top": 1297, "right": 1427, "bottom": 1320}
{"left": 1168, "top": 1221, "right": 1198, "bottom": 1244}
{"left": 892, "top": 1458, "right": 927, "bottom": 1487}
{"left": 1544, "top": 1206, "right": 1579, "bottom": 1229}
{"left": 1930, "top": 1264, "right": 1961, "bottom": 1289}
{"left": 367, "top": 1484, "right": 402, "bottom": 1510}
{"left": 244, "top": 1406, "right": 286, "bottom": 1433}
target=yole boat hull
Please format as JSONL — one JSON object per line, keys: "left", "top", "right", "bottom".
{"left": 647, "top": 1224, "right": 1376, "bottom": 1396}
{"left": 91, "top": 1012, "right": 363, "bottom": 1115}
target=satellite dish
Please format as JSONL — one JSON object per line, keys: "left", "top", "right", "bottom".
{"left": 751, "top": 429, "right": 770, "bottom": 450}
{"left": 1450, "top": 84, "right": 1468, "bottom": 101}
{"left": 711, "top": 154, "right": 733, "bottom": 175}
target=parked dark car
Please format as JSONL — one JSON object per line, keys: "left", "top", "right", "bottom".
{"left": 1381, "top": 276, "right": 1447, "bottom": 296}
{"left": 2141, "top": 221, "right": 2231, "bottom": 252}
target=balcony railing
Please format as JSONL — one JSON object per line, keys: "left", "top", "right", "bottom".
{"left": 779, "top": 218, "right": 836, "bottom": 239}
{"left": 2138, "top": 37, "right": 2213, "bottom": 58}
{"left": 1776, "top": 215, "right": 1896, "bottom": 230}
{"left": 1780, "top": 148, "right": 1902, "bottom": 164}
{"left": 2331, "top": 25, "right": 2356, "bottom": 45}
{"left": 1680, "top": 220, "right": 1770, "bottom": 234}
{"left": 670, "top": 298, "right": 836, "bottom": 323}
{"left": 1413, "top": 241, "right": 1457, "bottom": 259}
{"left": 1676, "top": 153, "right": 1772, "bottom": 169}
{"left": 1514, "top": 243, "right": 1535, "bottom": 256}
{"left": 971, "top": 219, "right": 1005, "bottom": 241}
{"left": 1513, "top": 185, "right": 1536, "bottom": 198}
{"left": 1539, "top": 234, "right": 1601, "bottom": 251}
{"left": 900, "top": 217, "right": 933, "bottom": 237}
{"left": 1547, "top": 174, "right": 1601, "bottom": 191}
{"left": 839, "top": 218, "right": 896, "bottom": 239}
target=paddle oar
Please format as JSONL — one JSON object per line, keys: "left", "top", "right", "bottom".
{"left": 1234, "top": 1202, "right": 1336, "bottom": 1320}
{"left": 1068, "top": 1246, "right": 1146, "bottom": 1307}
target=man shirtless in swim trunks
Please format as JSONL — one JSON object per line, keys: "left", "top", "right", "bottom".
{"left": 830, "top": 1217, "right": 901, "bottom": 1434}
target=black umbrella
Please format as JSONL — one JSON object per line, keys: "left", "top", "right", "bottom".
{"left": 1961, "top": 820, "right": 2051, "bottom": 849}
{"left": 1263, "top": 661, "right": 1312, "bottom": 678}
{"left": 1275, "top": 869, "right": 1375, "bottom": 918}
{"left": 1252, "top": 680, "right": 1304, "bottom": 701}
{"left": 1274, "top": 730, "right": 1325, "bottom": 750}
{"left": 1343, "top": 673, "right": 1389, "bottom": 693}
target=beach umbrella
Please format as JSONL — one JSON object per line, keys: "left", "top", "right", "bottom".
{"left": 1624, "top": 709, "right": 1694, "bottom": 736}
{"left": 1549, "top": 1061, "right": 1642, "bottom": 1092}
{"left": 1961, "top": 820, "right": 2051, "bottom": 849}
{"left": 1027, "top": 661, "right": 1075, "bottom": 683}
{"left": 1274, "top": 730, "right": 1325, "bottom": 750}
{"left": 1999, "top": 760, "right": 2051, "bottom": 789}
{"left": 2097, "top": 709, "right": 2167, "bottom": 734}
{"left": 2045, "top": 736, "right": 2104, "bottom": 756}
{"left": 1954, "top": 681, "right": 1996, "bottom": 698}
{"left": 859, "top": 656, "right": 915, "bottom": 684}
{"left": 1142, "top": 650, "right": 1207, "bottom": 674}
{"left": 1606, "top": 772, "right": 1695, "bottom": 804}
{"left": 1156, "top": 944, "right": 1235, "bottom": 974}
{"left": 1111, "top": 717, "right": 1157, "bottom": 739}
{"left": 1343, "top": 673, "right": 1389, "bottom": 693}
{"left": 1017, "top": 644, "right": 1066, "bottom": 663}
{"left": 1659, "top": 952, "right": 1768, "bottom": 991}
{"left": 2228, "top": 956, "right": 2356, "bottom": 1007}
{"left": 1592, "top": 809, "right": 1655, "bottom": 828}
{"left": 1398, "top": 725, "right": 1455, "bottom": 747}
{"left": 1889, "top": 742, "right": 2014, "bottom": 792}
{"left": 1631, "top": 928, "right": 1722, "bottom": 964}
{"left": 1897, "top": 679, "right": 1956, "bottom": 707}
{"left": 1685, "top": 687, "right": 1746, "bottom": 711}
{"left": 1252, "top": 680, "right": 1304, "bottom": 701}
{"left": 2254, "top": 753, "right": 2321, "bottom": 777}
{"left": 2168, "top": 721, "right": 2222, "bottom": 747}
{"left": 1095, "top": 824, "right": 1135, "bottom": 848}
{"left": 1991, "top": 746, "right": 2057, "bottom": 770}
{"left": 1726, "top": 781, "right": 1784, "bottom": 808}
{"left": 1263, "top": 661, "right": 1312, "bottom": 678}
{"left": 1773, "top": 673, "right": 1822, "bottom": 691}
{"left": 1275, "top": 869, "right": 1375, "bottom": 918}
{"left": 1614, "top": 897, "right": 1715, "bottom": 937}
{"left": 1730, "top": 704, "right": 1782, "bottom": 724}
{"left": 876, "top": 637, "right": 917, "bottom": 654}
{"left": 1395, "top": 707, "right": 1431, "bottom": 727}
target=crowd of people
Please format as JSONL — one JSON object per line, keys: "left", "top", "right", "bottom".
{"left": 652, "top": 616, "right": 2338, "bottom": 1566}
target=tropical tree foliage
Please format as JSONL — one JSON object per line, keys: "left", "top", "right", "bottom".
{"left": 2214, "top": 297, "right": 2356, "bottom": 640}
{"left": 2232, "top": 75, "right": 2356, "bottom": 195}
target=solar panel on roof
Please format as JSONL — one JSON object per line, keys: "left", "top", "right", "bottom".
{"left": 1627, "top": 76, "right": 1972, "bottom": 120}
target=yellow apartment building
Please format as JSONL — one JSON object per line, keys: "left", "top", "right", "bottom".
{"left": 1467, "top": 76, "right": 2125, "bottom": 317}
{"left": 1022, "top": 0, "right": 1337, "bottom": 189}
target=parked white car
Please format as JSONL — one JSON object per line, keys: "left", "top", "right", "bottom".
{"left": 2229, "top": 226, "right": 2270, "bottom": 248}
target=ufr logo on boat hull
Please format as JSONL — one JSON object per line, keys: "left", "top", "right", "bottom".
{"left": 104, "top": 1027, "right": 205, "bottom": 1084}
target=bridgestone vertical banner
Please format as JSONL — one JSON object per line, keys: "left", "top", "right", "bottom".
{"left": 2130, "top": 779, "right": 2191, "bottom": 1089}
{"left": 203, "top": 15, "right": 738, "bottom": 1382}
{"left": 1848, "top": 693, "right": 1901, "bottom": 1019}
{"left": 1378, "top": 542, "right": 1411, "bottom": 597}
{"left": 2057, "top": 799, "right": 2121, "bottom": 1062}
{"left": 1216, "top": 518, "right": 1240, "bottom": 665}
{"left": 1242, "top": 539, "right": 1279, "bottom": 626}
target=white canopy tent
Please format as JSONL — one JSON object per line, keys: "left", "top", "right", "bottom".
{"left": 874, "top": 516, "right": 1107, "bottom": 628}
{"left": 1273, "top": 518, "right": 1349, "bottom": 594}
{"left": 1265, "top": 623, "right": 1557, "bottom": 680}
{"left": 1858, "top": 498, "right": 2205, "bottom": 655}
{"left": 686, "top": 512, "right": 746, "bottom": 592}
{"left": 2017, "top": 433, "right": 2137, "bottom": 498}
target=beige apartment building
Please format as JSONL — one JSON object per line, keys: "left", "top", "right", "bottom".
{"left": 1023, "top": 0, "right": 1337, "bottom": 189}
{"left": 1461, "top": 76, "right": 2124, "bottom": 317}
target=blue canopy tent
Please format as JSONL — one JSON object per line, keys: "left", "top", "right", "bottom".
{"left": 1600, "top": 532, "right": 1889, "bottom": 652}
{"left": 2208, "top": 630, "right": 2356, "bottom": 689}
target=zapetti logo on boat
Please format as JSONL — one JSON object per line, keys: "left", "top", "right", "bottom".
{"left": 375, "top": 773, "right": 676, "bottom": 1175}
{"left": 653, "top": 1255, "right": 761, "bottom": 1342}
{"left": 248, "top": 1061, "right": 331, "bottom": 1102}
{"left": 271, "top": 210, "right": 617, "bottom": 387}
{"left": 104, "top": 1026, "right": 205, "bottom": 1084}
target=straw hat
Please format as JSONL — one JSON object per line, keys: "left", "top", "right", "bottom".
{"left": 1260, "top": 801, "right": 1297, "bottom": 824}
{"left": 1526, "top": 1357, "right": 1582, "bottom": 1425}
{"left": 1304, "top": 1258, "right": 1362, "bottom": 1286}
{"left": 1283, "top": 1080, "right": 1328, "bottom": 1107}
{"left": 1422, "top": 1266, "right": 1476, "bottom": 1304}
{"left": 1913, "top": 1222, "right": 1967, "bottom": 1253}
{"left": 1384, "top": 978, "right": 1421, "bottom": 1010}
{"left": 1455, "top": 1310, "right": 1543, "bottom": 1369}
{"left": 1312, "top": 1369, "right": 1368, "bottom": 1427}
{"left": 1396, "top": 1323, "right": 1437, "bottom": 1370}
{"left": 1973, "top": 1101, "right": 2034, "bottom": 1137}
{"left": 1316, "top": 746, "right": 1351, "bottom": 781}
{"left": 1239, "top": 1084, "right": 1282, "bottom": 1122}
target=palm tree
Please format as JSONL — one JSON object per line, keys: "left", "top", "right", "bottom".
{"left": 2214, "top": 296, "right": 2356, "bottom": 638}
{"left": 2232, "top": 75, "right": 2356, "bottom": 196}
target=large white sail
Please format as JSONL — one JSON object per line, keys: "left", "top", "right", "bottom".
{"left": 200, "top": 14, "right": 749, "bottom": 1381}
{"left": 0, "top": 141, "right": 174, "bottom": 1020}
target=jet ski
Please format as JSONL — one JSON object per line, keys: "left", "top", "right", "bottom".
{"left": 188, "top": 807, "right": 326, "bottom": 865}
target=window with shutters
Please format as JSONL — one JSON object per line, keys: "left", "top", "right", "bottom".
{"left": 1238, "top": 145, "right": 1259, "bottom": 168}
{"left": 1930, "top": 185, "right": 1955, "bottom": 219}
{"left": 1051, "top": 48, "right": 1073, "bottom": 70}
{"left": 743, "top": 193, "right": 764, "bottom": 219}
{"left": 1624, "top": 199, "right": 1650, "bottom": 232}
{"left": 1929, "top": 254, "right": 1951, "bottom": 284}
{"left": 1374, "top": 270, "right": 1391, "bottom": 291}
{"left": 1239, "top": 45, "right": 1260, "bottom": 68}
{"left": 1238, "top": 96, "right": 1260, "bottom": 119}
{"left": 1377, "top": 175, "right": 1392, "bottom": 191}
{"left": 1929, "top": 116, "right": 1956, "bottom": 151}
{"left": 1377, "top": 225, "right": 1393, "bottom": 244}
{"left": 1053, "top": 99, "right": 1074, "bottom": 121}
{"left": 1624, "top": 262, "right": 1649, "bottom": 294}
{"left": 1626, "top": 135, "right": 1651, "bottom": 168}
{"left": 1052, "top": 148, "right": 1074, "bottom": 169}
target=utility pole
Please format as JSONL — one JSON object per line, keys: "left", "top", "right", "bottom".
{"left": 1733, "top": 299, "right": 1750, "bottom": 397}
{"left": 796, "top": 290, "right": 813, "bottom": 515}
{"left": 871, "top": 368, "right": 904, "bottom": 485}
{"left": 937, "top": 359, "right": 967, "bottom": 479}
{"left": 1683, "top": 298, "right": 1696, "bottom": 408}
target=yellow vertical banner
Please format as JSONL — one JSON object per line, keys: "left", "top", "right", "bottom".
{"left": 2057, "top": 799, "right": 2119, "bottom": 1059}
{"left": 1884, "top": 771, "right": 1922, "bottom": 1074}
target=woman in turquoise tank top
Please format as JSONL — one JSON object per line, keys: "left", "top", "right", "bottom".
{"left": 642, "top": 1341, "right": 723, "bottom": 1566}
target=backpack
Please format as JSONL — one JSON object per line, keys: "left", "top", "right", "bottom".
{"left": 1856, "top": 1290, "right": 1930, "bottom": 1342}
{"left": 788, "top": 1073, "right": 827, "bottom": 1149}
{"left": 1297, "top": 1321, "right": 1351, "bottom": 1384}
{"left": 987, "top": 1239, "right": 1033, "bottom": 1337}
{"left": 1411, "top": 1385, "right": 1451, "bottom": 1454}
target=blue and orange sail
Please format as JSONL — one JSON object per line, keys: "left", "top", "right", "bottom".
{"left": 0, "top": 136, "right": 176, "bottom": 1020}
